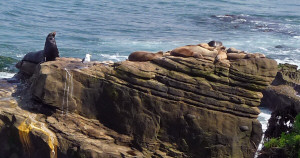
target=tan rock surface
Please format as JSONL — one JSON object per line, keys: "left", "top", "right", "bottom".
{"left": 22, "top": 55, "right": 277, "bottom": 158}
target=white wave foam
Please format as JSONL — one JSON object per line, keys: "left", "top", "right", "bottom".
{"left": 275, "top": 58, "right": 300, "bottom": 68}
{"left": 0, "top": 72, "right": 15, "bottom": 79}
{"left": 294, "top": 36, "right": 300, "bottom": 39}
{"left": 16, "top": 54, "right": 25, "bottom": 58}
{"left": 99, "top": 53, "right": 128, "bottom": 62}
{"left": 215, "top": 15, "right": 233, "bottom": 18}
{"left": 255, "top": 107, "right": 272, "bottom": 157}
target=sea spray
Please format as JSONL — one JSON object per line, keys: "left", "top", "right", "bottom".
{"left": 61, "top": 68, "right": 73, "bottom": 115}
{"left": 255, "top": 107, "right": 272, "bottom": 158}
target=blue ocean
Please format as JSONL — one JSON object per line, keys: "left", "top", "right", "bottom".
{"left": 0, "top": 0, "right": 300, "bottom": 78}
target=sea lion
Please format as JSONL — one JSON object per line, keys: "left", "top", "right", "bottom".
{"left": 44, "top": 32, "right": 59, "bottom": 61}
{"left": 128, "top": 51, "right": 163, "bottom": 61}
{"left": 227, "top": 53, "right": 247, "bottom": 60}
{"left": 170, "top": 45, "right": 218, "bottom": 58}
{"left": 215, "top": 50, "right": 227, "bottom": 61}
{"left": 208, "top": 41, "right": 223, "bottom": 47}
{"left": 15, "top": 32, "right": 59, "bottom": 76}
{"left": 16, "top": 32, "right": 59, "bottom": 66}
{"left": 245, "top": 53, "right": 266, "bottom": 59}
{"left": 227, "top": 47, "right": 243, "bottom": 54}
{"left": 197, "top": 43, "right": 215, "bottom": 51}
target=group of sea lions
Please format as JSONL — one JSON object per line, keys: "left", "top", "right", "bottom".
{"left": 16, "top": 33, "right": 266, "bottom": 78}
{"left": 128, "top": 40, "right": 266, "bottom": 62}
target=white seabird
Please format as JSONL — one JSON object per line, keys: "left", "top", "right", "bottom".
{"left": 82, "top": 54, "right": 91, "bottom": 63}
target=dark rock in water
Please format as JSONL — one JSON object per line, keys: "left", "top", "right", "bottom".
{"left": 261, "top": 85, "right": 299, "bottom": 111}
{"left": 275, "top": 45, "right": 284, "bottom": 48}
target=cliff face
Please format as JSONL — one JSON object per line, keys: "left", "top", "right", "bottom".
{"left": 27, "top": 55, "right": 277, "bottom": 158}
{"left": 260, "top": 64, "right": 300, "bottom": 139}
{"left": 0, "top": 54, "right": 277, "bottom": 158}
{"left": 257, "top": 64, "right": 300, "bottom": 158}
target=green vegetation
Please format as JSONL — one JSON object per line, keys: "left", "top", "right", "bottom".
{"left": 264, "top": 114, "right": 300, "bottom": 158}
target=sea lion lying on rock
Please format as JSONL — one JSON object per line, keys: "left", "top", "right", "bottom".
{"left": 227, "top": 52, "right": 266, "bottom": 60}
{"left": 15, "top": 32, "right": 59, "bottom": 76}
{"left": 245, "top": 53, "right": 266, "bottom": 59}
{"left": 128, "top": 51, "right": 163, "bottom": 61}
{"left": 227, "top": 47, "right": 244, "bottom": 54}
{"left": 197, "top": 43, "right": 215, "bottom": 51}
{"left": 227, "top": 53, "right": 247, "bottom": 60}
{"left": 215, "top": 49, "right": 227, "bottom": 61}
{"left": 170, "top": 45, "right": 218, "bottom": 59}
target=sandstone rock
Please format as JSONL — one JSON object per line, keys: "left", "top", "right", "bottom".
{"left": 24, "top": 55, "right": 277, "bottom": 158}
{"left": 0, "top": 79, "right": 143, "bottom": 158}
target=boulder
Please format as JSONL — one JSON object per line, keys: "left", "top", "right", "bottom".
{"left": 25, "top": 55, "right": 277, "bottom": 158}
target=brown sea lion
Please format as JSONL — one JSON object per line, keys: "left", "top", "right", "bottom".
{"left": 215, "top": 50, "right": 227, "bottom": 61}
{"left": 227, "top": 53, "right": 247, "bottom": 60}
{"left": 128, "top": 51, "right": 163, "bottom": 61}
{"left": 227, "top": 47, "right": 244, "bottom": 54}
{"left": 245, "top": 53, "right": 266, "bottom": 59}
{"left": 170, "top": 45, "right": 218, "bottom": 58}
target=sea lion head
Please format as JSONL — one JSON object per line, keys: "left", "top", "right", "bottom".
{"left": 45, "top": 32, "right": 57, "bottom": 47}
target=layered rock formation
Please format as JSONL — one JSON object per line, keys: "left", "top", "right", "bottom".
{"left": 0, "top": 49, "right": 277, "bottom": 158}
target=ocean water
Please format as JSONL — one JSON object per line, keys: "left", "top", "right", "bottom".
{"left": 0, "top": 0, "right": 299, "bottom": 72}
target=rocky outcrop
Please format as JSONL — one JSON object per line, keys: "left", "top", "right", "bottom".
{"left": 258, "top": 64, "right": 300, "bottom": 158}
{"left": 0, "top": 78, "right": 143, "bottom": 158}
{"left": 260, "top": 64, "right": 300, "bottom": 137}
{"left": 0, "top": 43, "right": 278, "bottom": 158}
{"left": 10, "top": 53, "right": 275, "bottom": 158}
{"left": 272, "top": 63, "right": 300, "bottom": 89}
